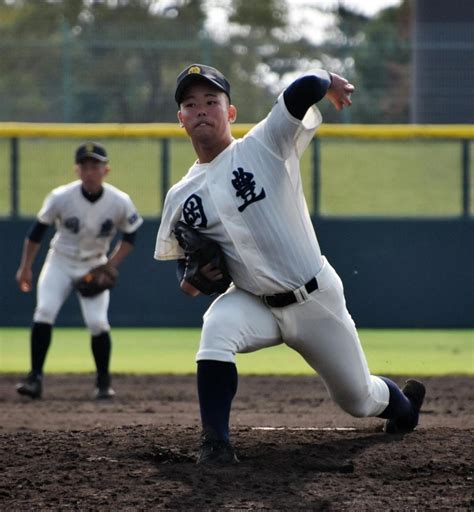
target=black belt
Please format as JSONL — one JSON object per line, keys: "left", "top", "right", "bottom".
{"left": 262, "top": 277, "right": 318, "bottom": 308}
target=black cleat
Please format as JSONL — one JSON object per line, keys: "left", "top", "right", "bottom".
{"left": 385, "top": 379, "right": 426, "bottom": 434}
{"left": 16, "top": 373, "right": 42, "bottom": 399}
{"left": 197, "top": 430, "right": 239, "bottom": 465}
{"left": 94, "top": 374, "right": 115, "bottom": 400}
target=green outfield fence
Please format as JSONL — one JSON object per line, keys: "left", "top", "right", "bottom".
{"left": 1, "top": 123, "right": 473, "bottom": 328}
{"left": 0, "top": 123, "right": 473, "bottom": 218}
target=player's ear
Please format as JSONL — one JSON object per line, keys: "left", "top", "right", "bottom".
{"left": 74, "top": 164, "right": 80, "bottom": 178}
{"left": 228, "top": 105, "right": 237, "bottom": 124}
{"left": 177, "top": 111, "right": 184, "bottom": 127}
{"left": 103, "top": 165, "right": 110, "bottom": 177}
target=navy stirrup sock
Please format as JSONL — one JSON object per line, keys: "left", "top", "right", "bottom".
{"left": 91, "top": 331, "right": 111, "bottom": 377}
{"left": 197, "top": 360, "right": 238, "bottom": 441}
{"left": 31, "top": 322, "right": 52, "bottom": 377}
{"left": 378, "top": 376, "right": 414, "bottom": 421}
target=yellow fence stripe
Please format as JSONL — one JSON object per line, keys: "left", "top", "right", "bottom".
{"left": 0, "top": 122, "right": 473, "bottom": 139}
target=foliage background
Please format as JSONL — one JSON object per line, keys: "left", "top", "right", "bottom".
{"left": 0, "top": 0, "right": 412, "bottom": 124}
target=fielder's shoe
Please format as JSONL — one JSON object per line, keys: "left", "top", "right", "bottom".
{"left": 94, "top": 386, "right": 116, "bottom": 400}
{"left": 197, "top": 430, "right": 239, "bottom": 465}
{"left": 16, "top": 373, "right": 42, "bottom": 399}
{"left": 94, "top": 374, "right": 115, "bottom": 400}
{"left": 385, "top": 379, "right": 426, "bottom": 434}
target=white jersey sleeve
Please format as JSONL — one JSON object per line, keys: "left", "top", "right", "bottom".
{"left": 251, "top": 92, "right": 322, "bottom": 161}
{"left": 37, "top": 189, "right": 61, "bottom": 225}
{"left": 116, "top": 193, "right": 143, "bottom": 234}
{"left": 154, "top": 184, "right": 186, "bottom": 261}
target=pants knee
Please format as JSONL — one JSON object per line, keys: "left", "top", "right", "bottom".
{"left": 198, "top": 314, "right": 240, "bottom": 363}
{"left": 338, "top": 400, "right": 375, "bottom": 418}
{"left": 86, "top": 321, "right": 110, "bottom": 337}
{"left": 34, "top": 307, "right": 57, "bottom": 325}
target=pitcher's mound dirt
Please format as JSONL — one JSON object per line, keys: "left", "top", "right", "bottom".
{"left": 1, "top": 374, "right": 472, "bottom": 510}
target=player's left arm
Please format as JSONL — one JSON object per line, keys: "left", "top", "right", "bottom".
{"left": 176, "top": 258, "right": 225, "bottom": 297}
{"left": 177, "top": 259, "right": 200, "bottom": 296}
{"left": 110, "top": 193, "right": 143, "bottom": 269}
{"left": 107, "top": 231, "right": 136, "bottom": 269}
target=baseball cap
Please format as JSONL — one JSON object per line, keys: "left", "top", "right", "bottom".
{"left": 75, "top": 142, "right": 108, "bottom": 164}
{"left": 175, "top": 64, "right": 231, "bottom": 105}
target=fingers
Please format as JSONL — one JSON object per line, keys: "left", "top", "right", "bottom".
{"left": 16, "top": 269, "right": 32, "bottom": 292}
{"left": 327, "top": 73, "right": 355, "bottom": 110}
{"left": 200, "top": 262, "right": 224, "bottom": 281}
{"left": 19, "top": 280, "right": 31, "bottom": 293}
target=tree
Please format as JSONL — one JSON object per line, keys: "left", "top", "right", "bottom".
{"left": 324, "top": 1, "right": 411, "bottom": 123}
{"left": 0, "top": 0, "right": 208, "bottom": 122}
{"left": 0, "top": 0, "right": 411, "bottom": 123}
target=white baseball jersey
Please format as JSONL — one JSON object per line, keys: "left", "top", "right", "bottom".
{"left": 38, "top": 180, "right": 143, "bottom": 260}
{"left": 155, "top": 93, "right": 324, "bottom": 295}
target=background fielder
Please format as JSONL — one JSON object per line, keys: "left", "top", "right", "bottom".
{"left": 15, "top": 142, "right": 143, "bottom": 400}
{"left": 155, "top": 64, "right": 426, "bottom": 464}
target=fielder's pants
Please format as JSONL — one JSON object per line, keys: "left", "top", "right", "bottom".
{"left": 34, "top": 250, "right": 110, "bottom": 336}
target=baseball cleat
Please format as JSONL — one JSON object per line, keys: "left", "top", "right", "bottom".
{"left": 197, "top": 430, "right": 239, "bottom": 465}
{"left": 385, "top": 379, "right": 426, "bottom": 434}
{"left": 16, "top": 373, "right": 42, "bottom": 399}
{"left": 94, "top": 386, "right": 116, "bottom": 400}
{"left": 94, "top": 374, "right": 115, "bottom": 399}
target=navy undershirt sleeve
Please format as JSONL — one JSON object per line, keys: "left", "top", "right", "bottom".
{"left": 121, "top": 231, "right": 137, "bottom": 245}
{"left": 283, "top": 71, "right": 332, "bottom": 120}
{"left": 27, "top": 221, "right": 49, "bottom": 243}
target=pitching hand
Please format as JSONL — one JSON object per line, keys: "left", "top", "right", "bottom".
{"left": 325, "top": 73, "right": 355, "bottom": 110}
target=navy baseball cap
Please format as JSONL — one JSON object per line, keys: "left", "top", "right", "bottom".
{"left": 75, "top": 142, "right": 108, "bottom": 164}
{"left": 175, "top": 64, "right": 231, "bottom": 105}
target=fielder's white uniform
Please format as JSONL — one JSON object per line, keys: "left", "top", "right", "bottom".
{"left": 35, "top": 180, "right": 143, "bottom": 335}
{"left": 155, "top": 94, "right": 389, "bottom": 418}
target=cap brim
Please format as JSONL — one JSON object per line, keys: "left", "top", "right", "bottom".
{"left": 175, "top": 74, "right": 229, "bottom": 104}
{"left": 77, "top": 153, "right": 108, "bottom": 163}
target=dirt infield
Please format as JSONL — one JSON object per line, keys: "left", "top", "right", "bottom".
{"left": 1, "top": 374, "right": 472, "bottom": 511}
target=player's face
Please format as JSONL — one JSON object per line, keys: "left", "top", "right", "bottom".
{"left": 177, "top": 83, "right": 236, "bottom": 145}
{"left": 76, "top": 158, "right": 109, "bottom": 194}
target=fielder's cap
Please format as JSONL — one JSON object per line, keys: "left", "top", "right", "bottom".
{"left": 175, "top": 64, "right": 231, "bottom": 105}
{"left": 75, "top": 142, "right": 108, "bottom": 164}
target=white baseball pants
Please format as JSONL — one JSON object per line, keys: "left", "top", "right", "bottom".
{"left": 197, "top": 257, "right": 390, "bottom": 418}
{"left": 34, "top": 250, "right": 110, "bottom": 335}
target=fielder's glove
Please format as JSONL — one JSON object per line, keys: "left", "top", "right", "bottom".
{"left": 75, "top": 263, "right": 119, "bottom": 297}
{"left": 173, "top": 221, "right": 231, "bottom": 296}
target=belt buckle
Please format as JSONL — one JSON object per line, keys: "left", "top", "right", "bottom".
{"left": 294, "top": 284, "right": 310, "bottom": 304}
{"left": 262, "top": 294, "right": 271, "bottom": 307}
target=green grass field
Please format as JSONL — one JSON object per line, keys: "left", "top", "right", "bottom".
{"left": 0, "top": 137, "right": 472, "bottom": 217}
{"left": 1, "top": 327, "right": 472, "bottom": 376}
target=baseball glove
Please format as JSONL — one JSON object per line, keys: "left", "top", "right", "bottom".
{"left": 75, "top": 264, "right": 119, "bottom": 298}
{"left": 173, "top": 221, "right": 231, "bottom": 296}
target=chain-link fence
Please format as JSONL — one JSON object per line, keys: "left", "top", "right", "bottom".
{"left": 2, "top": 0, "right": 474, "bottom": 124}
